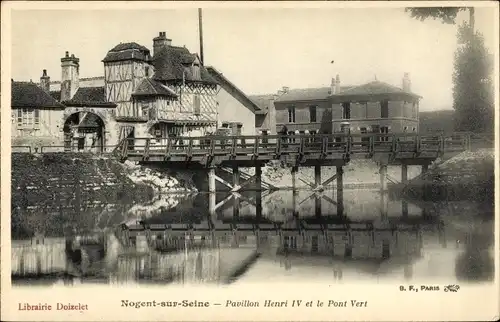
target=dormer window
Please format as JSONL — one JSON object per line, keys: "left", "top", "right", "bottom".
{"left": 192, "top": 63, "right": 201, "bottom": 80}
{"left": 145, "top": 66, "right": 150, "bottom": 77}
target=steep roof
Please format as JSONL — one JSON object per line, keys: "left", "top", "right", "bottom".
{"left": 49, "top": 90, "right": 61, "bottom": 101}
{"left": 11, "top": 81, "right": 65, "bottom": 109}
{"left": 64, "top": 86, "right": 116, "bottom": 107}
{"left": 331, "top": 80, "right": 421, "bottom": 99}
{"left": 206, "top": 66, "right": 263, "bottom": 114}
{"left": 249, "top": 94, "right": 276, "bottom": 112}
{"left": 152, "top": 45, "right": 217, "bottom": 84}
{"left": 132, "top": 78, "right": 178, "bottom": 97}
{"left": 103, "top": 42, "right": 151, "bottom": 63}
{"left": 276, "top": 86, "right": 353, "bottom": 103}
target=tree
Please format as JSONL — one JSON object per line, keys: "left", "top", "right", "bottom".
{"left": 405, "top": 7, "right": 475, "bottom": 31}
{"left": 452, "top": 24, "right": 494, "bottom": 133}
{"left": 406, "top": 7, "right": 494, "bottom": 133}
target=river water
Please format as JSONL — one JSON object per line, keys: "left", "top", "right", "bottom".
{"left": 11, "top": 188, "right": 495, "bottom": 286}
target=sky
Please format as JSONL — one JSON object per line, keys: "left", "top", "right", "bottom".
{"left": 9, "top": 5, "right": 497, "bottom": 112}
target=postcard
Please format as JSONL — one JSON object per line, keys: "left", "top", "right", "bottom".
{"left": 1, "top": 1, "right": 499, "bottom": 321}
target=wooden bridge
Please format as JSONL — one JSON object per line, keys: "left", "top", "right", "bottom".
{"left": 113, "top": 132, "right": 471, "bottom": 217}
{"left": 116, "top": 133, "right": 470, "bottom": 167}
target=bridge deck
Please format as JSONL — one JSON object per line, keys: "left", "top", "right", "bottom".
{"left": 117, "top": 133, "right": 469, "bottom": 167}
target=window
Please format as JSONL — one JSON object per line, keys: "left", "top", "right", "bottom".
{"left": 412, "top": 127, "right": 416, "bottom": 132}
{"left": 342, "top": 103, "right": 351, "bottom": 119}
{"left": 309, "top": 105, "right": 317, "bottom": 123}
{"left": 141, "top": 104, "right": 149, "bottom": 118}
{"left": 360, "top": 127, "right": 369, "bottom": 143}
{"left": 194, "top": 94, "right": 201, "bottom": 115}
{"left": 17, "top": 108, "right": 40, "bottom": 128}
{"left": 192, "top": 64, "right": 201, "bottom": 79}
{"left": 287, "top": 130, "right": 295, "bottom": 143}
{"left": 403, "top": 126, "right": 408, "bottom": 132}
{"left": 381, "top": 100, "right": 389, "bottom": 118}
{"left": 380, "top": 126, "right": 389, "bottom": 142}
{"left": 145, "top": 66, "right": 150, "bottom": 77}
{"left": 287, "top": 106, "right": 296, "bottom": 123}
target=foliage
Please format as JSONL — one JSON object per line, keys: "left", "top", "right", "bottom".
{"left": 405, "top": 7, "right": 466, "bottom": 24}
{"left": 452, "top": 24, "right": 494, "bottom": 133}
{"left": 406, "top": 7, "right": 492, "bottom": 133}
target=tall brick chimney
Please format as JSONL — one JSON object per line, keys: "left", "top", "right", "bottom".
{"left": 60, "top": 51, "right": 79, "bottom": 101}
{"left": 40, "top": 69, "right": 50, "bottom": 93}
{"left": 153, "top": 32, "right": 172, "bottom": 57}
{"left": 402, "top": 72, "right": 411, "bottom": 92}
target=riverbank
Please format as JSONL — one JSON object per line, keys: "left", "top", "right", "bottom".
{"left": 402, "top": 149, "right": 494, "bottom": 203}
{"left": 11, "top": 153, "right": 195, "bottom": 239}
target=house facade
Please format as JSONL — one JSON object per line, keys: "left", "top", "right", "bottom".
{"left": 206, "top": 66, "right": 264, "bottom": 136}
{"left": 266, "top": 73, "right": 421, "bottom": 137}
{"left": 11, "top": 80, "right": 66, "bottom": 150}
{"left": 330, "top": 73, "right": 421, "bottom": 135}
{"left": 12, "top": 31, "right": 262, "bottom": 152}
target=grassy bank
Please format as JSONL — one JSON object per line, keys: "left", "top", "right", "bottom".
{"left": 402, "top": 149, "right": 494, "bottom": 202}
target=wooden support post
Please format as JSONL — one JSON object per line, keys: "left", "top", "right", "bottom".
{"left": 380, "top": 189, "right": 388, "bottom": 220}
{"left": 208, "top": 167, "right": 216, "bottom": 194}
{"left": 233, "top": 196, "right": 240, "bottom": 219}
{"left": 336, "top": 166, "right": 344, "bottom": 216}
{"left": 233, "top": 166, "right": 240, "bottom": 187}
{"left": 401, "top": 164, "right": 408, "bottom": 184}
{"left": 255, "top": 165, "right": 263, "bottom": 218}
{"left": 314, "top": 165, "right": 322, "bottom": 217}
{"left": 291, "top": 166, "right": 298, "bottom": 191}
{"left": 314, "top": 165, "right": 321, "bottom": 188}
{"left": 402, "top": 199, "right": 408, "bottom": 217}
{"left": 255, "top": 165, "right": 262, "bottom": 191}
{"left": 379, "top": 164, "right": 388, "bottom": 192}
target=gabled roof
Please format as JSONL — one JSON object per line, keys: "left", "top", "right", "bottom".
{"left": 11, "top": 81, "right": 65, "bottom": 109}
{"left": 132, "top": 78, "right": 178, "bottom": 97}
{"left": 249, "top": 94, "right": 276, "bottom": 112}
{"left": 152, "top": 45, "right": 217, "bottom": 85}
{"left": 206, "top": 66, "right": 264, "bottom": 114}
{"left": 64, "top": 86, "right": 116, "bottom": 107}
{"left": 331, "top": 80, "right": 421, "bottom": 99}
{"left": 49, "top": 90, "right": 61, "bottom": 101}
{"left": 275, "top": 86, "right": 353, "bottom": 103}
{"left": 103, "top": 42, "right": 151, "bottom": 63}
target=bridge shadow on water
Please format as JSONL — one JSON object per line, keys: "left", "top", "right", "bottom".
{"left": 11, "top": 187, "right": 494, "bottom": 287}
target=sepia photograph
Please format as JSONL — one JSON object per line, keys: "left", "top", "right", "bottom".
{"left": 1, "top": 1, "right": 498, "bottom": 321}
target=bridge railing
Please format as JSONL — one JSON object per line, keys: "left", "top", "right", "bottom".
{"left": 118, "top": 133, "right": 470, "bottom": 160}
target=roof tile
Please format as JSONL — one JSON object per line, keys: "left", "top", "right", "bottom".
{"left": 132, "top": 78, "right": 178, "bottom": 97}
{"left": 11, "top": 81, "right": 65, "bottom": 109}
{"left": 152, "top": 46, "right": 217, "bottom": 85}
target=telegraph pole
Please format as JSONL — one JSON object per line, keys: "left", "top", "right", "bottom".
{"left": 198, "top": 8, "right": 204, "bottom": 65}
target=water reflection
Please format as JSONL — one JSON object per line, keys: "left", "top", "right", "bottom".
{"left": 11, "top": 189, "right": 494, "bottom": 286}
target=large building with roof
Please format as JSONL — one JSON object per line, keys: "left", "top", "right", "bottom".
{"left": 250, "top": 73, "right": 422, "bottom": 137}
{"left": 12, "top": 31, "right": 264, "bottom": 152}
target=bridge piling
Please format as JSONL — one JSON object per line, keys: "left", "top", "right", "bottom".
{"left": 379, "top": 164, "right": 388, "bottom": 192}
{"left": 255, "top": 165, "right": 263, "bottom": 218}
{"left": 401, "top": 164, "right": 408, "bottom": 184}
{"left": 336, "top": 166, "right": 344, "bottom": 216}
{"left": 314, "top": 165, "right": 322, "bottom": 217}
